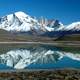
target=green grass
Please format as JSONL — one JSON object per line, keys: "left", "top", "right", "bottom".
{"left": 56, "top": 34, "right": 80, "bottom": 41}
{"left": 60, "top": 47, "right": 80, "bottom": 54}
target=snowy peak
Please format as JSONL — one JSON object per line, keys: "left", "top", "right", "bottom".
{"left": 39, "top": 19, "right": 64, "bottom": 32}
{"left": 0, "top": 11, "right": 38, "bottom": 32}
{"left": 53, "top": 20, "right": 64, "bottom": 31}
{"left": 0, "top": 11, "right": 80, "bottom": 34}
{"left": 15, "top": 11, "right": 29, "bottom": 18}
{"left": 65, "top": 22, "right": 80, "bottom": 31}
{"left": 15, "top": 11, "right": 38, "bottom": 23}
{"left": 0, "top": 11, "right": 64, "bottom": 33}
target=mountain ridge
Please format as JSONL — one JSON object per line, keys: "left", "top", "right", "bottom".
{"left": 0, "top": 11, "right": 80, "bottom": 41}
{"left": 0, "top": 11, "right": 64, "bottom": 33}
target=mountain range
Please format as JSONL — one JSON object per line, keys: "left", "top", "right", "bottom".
{"left": 0, "top": 11, "right": 80, "bottom": 41}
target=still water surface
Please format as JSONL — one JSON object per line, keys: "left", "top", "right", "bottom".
{"left": 0, "top": 44, "right": 79, "bottom": 69}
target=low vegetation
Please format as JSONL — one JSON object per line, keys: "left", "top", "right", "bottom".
{"left": 56, "top": 34, "right": 80, "bottom": 41}
{"left": 0, "top": 69, "right": 80, "bottom": 80}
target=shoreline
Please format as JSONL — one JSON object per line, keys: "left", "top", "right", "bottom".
{"left": 0, "top": 41, "right": 79, "bottom": 43}
{"left": 0, "top": 41, "right": 79, "bottom": 47}
{"left": 0, "top": 69, "right": 79, "bottom": 80}
{"left": 0, "top": 68, "right": 79, "bottom": 73}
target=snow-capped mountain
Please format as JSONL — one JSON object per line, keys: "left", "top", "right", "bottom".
{"left": 0, "top": 11, "right": 64, "bottom": 33}
{"left": 0, "top": 11, "right": 80, "bottom": 37}
{"left": 0, "top": 11, "right": 39, "bottom": 32}
{"left": 0, "top": 47, "right": 80, "bottom": 69}
{"left": 48, "top": 20, "right": 64, "bottom": 31}
{"left": 65, "top": 22, "right": 80, "bottom": 31}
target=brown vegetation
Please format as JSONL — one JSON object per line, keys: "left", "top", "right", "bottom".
{"left": 0, "top": 69, "right": 80, "bottom": 80}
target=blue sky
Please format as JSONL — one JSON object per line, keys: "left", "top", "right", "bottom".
{"left": 0, "top": 0, "right": 80, "bottom": 24}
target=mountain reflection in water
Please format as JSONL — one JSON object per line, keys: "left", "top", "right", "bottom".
{"left": 0, "top": 44, "right": 80, "bottom": 69}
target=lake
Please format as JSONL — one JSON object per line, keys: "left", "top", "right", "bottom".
{"left": 0, "top": 43, "right": 79, "bottom": 70}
